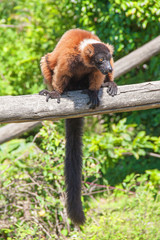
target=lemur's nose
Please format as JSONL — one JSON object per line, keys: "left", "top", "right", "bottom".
{"left": 108, "top": 66, "right": 113, "bottom": 72}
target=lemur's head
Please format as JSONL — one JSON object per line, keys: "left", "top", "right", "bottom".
{"left": 80, "top": 39, "right": 114, "bottom": 75}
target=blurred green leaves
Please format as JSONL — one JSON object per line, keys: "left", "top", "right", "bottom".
{"left": 0, "top": 0, "right": 74, "bottom": 95}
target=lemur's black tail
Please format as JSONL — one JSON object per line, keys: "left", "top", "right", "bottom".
{"left": 65, "top": 118, "right": 85, "bottom": 225}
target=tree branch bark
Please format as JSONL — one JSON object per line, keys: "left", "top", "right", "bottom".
{"left": 0, "top": 122, "right": 41, "bottom": 144}
{"left": 114, "top": 35, "right": 160, "bottom": 78}
{"left": 0, "top": 81, "right": 160, "bottom": 124}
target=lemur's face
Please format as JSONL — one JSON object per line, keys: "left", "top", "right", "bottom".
{"left": 94, "top": 52, "right": 113, "bottom": 75}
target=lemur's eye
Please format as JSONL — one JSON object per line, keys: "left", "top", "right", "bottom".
{"left": 99, "top": 58, "right": 104, "bottom": 62}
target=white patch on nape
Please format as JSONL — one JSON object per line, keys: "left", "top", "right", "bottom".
{"left": 79, "top": 38, "right": 101, "bottom": 51}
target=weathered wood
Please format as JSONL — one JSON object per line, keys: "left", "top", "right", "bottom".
{"left": 0, "top": 81, "right": 160, "bottom": 124}
{"left": 0, "top": 122, "right": 41, "bottom": 144}
{"left": 114, "top": 35, "right": 160, "bottom": 78}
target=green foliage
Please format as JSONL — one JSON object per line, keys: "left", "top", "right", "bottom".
{"left": 83, "top": 118, "right": 160, "bottom": 185}
{"left": 74, "top": 190, "right": 160, "bottom": 240}
{"left": 1, "top": 120, "right": 160, "bottom": 238}
{"left": 64, "top": 0, "right": 160, "bottom": 55}
{"left": 0, "top": 123, "right": 66, "bottom": 239}
{"left": 114, "top": 170, "right": 160, "bottom": 197}
{"left": 71, "top": 172, "right": 160, "bottom": 239}
{"left": 0, "top": 0, "right": 74, "bottom": 96}
{"left": 145, "top": 169, "right": 160, "bottom": 191}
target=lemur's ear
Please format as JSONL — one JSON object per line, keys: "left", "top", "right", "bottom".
{"left": 84, "top": 44, "right": 94, "bottom": 57}
{"left": 105, "top": 43, "right": 114, "bottom": 55}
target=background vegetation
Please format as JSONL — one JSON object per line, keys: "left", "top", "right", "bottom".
{"left": 0, "top": 0, "right": 160, "bottom": 239}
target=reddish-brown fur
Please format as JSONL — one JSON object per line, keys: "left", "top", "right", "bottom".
{"left": 40, "top": 28, "right": 114, "bottom": 93}
{"left": 40, "top": 29, "right": 116, "bottom": 225}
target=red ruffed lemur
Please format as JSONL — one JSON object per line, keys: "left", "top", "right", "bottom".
{"left": 39, "top": 28, "right": 117, "bottom": 225}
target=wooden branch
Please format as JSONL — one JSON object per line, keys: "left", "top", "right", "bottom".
{"left": 0, "top": 36, "right": 160, "bottom": 144}
{"left": 0, "top": 81, "right": 160, "bottom": 124}
{"left": 0, "top": 122, "right": 41, "bottom": 144}
{"left": 114, "top": 35, "right": 160, "bottom": 78}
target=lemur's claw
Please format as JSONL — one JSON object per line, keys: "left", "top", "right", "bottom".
{"left": 82, "top": 89, "right": 99, "bottom": 109}
{"left": 102, "top": 82, "right": 118, "bottom": 97}
{"left": 39, "top": 89, "right": 61, "bottom": 103}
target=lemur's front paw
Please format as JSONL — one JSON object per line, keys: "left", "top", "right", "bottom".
{"left": 102, "top": 82, "right": 118, "bottom": 96}
{"left": 39, "top": 89, "right": 61, "bottom": 103}
{"left": 85, "top": 90, "right": 100, "bottom": 109}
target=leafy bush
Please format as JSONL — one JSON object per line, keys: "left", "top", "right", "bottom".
{"left": 1, "top": 119, "right": 160, "bottom": 238}
{"left": 83, "top": 118, "right": 160, "bottom": 185}
{"left": 0, "top": 0, "right": 73, "bottom": 96}
{"left": 74, "top": 189, "right": 160, "bottom": 240}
